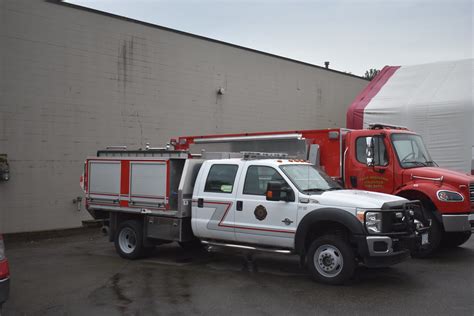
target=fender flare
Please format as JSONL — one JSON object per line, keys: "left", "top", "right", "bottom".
{"left": 395, "top": 187, "right": 443, "bottom": 222}
{"left": 294, "top": 208, "right": 365, "bottom": 255}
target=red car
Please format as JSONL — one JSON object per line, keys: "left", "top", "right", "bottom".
{"left": 0, "top": 235, "right": 9, "bottom": 310}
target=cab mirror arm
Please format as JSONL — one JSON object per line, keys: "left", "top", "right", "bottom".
{"left": 284, "top": 187, "right": 295, "bottom": 202}
{"left": 365, "top": 137, "right": 375, "bottom": 167}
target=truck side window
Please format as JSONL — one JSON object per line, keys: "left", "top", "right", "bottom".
{"left": 356, "top": 136, "right": 388, "bottom": 166}
{"left": 243, "top": 166, "right": 287, "bottom": 196}
{"left": 204, "top": 164, "right": 239, "bottom": 193}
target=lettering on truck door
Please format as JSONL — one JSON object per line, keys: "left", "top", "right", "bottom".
{"left": 346, "top": 132, "right": 395, "bottom": 193}
{"left": 234, "top": 162, "right": 297, "bottom": 248}
{"left": 192, "top": 162, "right": 244, "bottom": 242}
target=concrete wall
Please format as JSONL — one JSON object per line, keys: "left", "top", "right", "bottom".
{"left": 0, "top": 0, "right": 368, "bottom": 233}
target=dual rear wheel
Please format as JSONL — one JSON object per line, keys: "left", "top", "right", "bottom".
{"left": 114, "top": 220, "right": 201, "bottom": 259}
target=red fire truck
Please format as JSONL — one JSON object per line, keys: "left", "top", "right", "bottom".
{"left": 173, "top": 124, "right": 474, "bottom": 256}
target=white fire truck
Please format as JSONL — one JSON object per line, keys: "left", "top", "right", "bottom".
{"left": 82, "top": 141, "right": 427, "bottom": 284}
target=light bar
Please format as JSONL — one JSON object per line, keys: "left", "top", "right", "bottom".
{"left": 194, "top": 133, "right": 303, "bottom": 144}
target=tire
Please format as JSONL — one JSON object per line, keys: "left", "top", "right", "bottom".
{"left": 441, "top": 231, "right": 472, "bottom": 248}
{"left": 114, "top": 220, "right": 148, "bottom": 259}
{"left": 411, "top": 210, "right": 442, "bottom": 258}
{"left": 307, "top": 235, "right": 356, "bottom": 285}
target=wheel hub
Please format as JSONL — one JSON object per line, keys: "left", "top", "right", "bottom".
{"left": 314, "top": 244, "right": 343, "bottom": 277}
{"left": 118, "top": 227, "right": 137, "bottom": 254}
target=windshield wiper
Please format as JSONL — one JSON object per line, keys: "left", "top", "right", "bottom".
{"left": 326, "top": 187, "right": 343, "bottom": 191}
{"left": 403, "top": 160, "right": 428, "bottom": 167}
{"left": 425, "top": 160, "right": 437, "bottom": 166}
{"left": 303, "top": 188, "right": 326, "bottom": 193}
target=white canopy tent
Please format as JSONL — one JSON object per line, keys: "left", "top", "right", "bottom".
{"left": 347, "top": 59, "right": 474, "bottom": 174}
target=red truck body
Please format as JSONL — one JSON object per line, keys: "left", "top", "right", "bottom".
{"left": 174, "top": 125, "right": 473, "bottom": 253}
{"left": 0, "top": 234, "right": 10, "bottom": 309}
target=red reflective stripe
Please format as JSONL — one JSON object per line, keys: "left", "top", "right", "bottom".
{"left": 166, "top": 160, "right": 170, "bottom": 210}
{"left": 204, "top": 201, "right": 295, "bottom": 234}
{"left": 120, "top": 161, "right": 130, "bottom": 207}
{"left": 346, "top": 66, "right": 400, "bottom": 129}
{"left": 120, "top": 161, "right": 130, "bottom": 195}
{"left": 89, "top": 192, "right": 119, "bottom": 197}
{"left": 85, "top": 160, "right": 89, "bottom": 192}
{"left": 89, "top": 202, "right": 117, "bottom": 207}
{"left": 0, "top": 260, "right": 9, "bottom": 279}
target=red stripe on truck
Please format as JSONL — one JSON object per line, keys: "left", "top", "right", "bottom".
{"left": 120, "top": 161, "right": 130, "bottom": 195}
{"left": 203, "top": 201, "right": 295, "bottom": 234}
{"left": 120, "top": 161, "right": 130, "bottom": 207}
{"left": 0, "top": 260, "right": 9, "bottom": 280}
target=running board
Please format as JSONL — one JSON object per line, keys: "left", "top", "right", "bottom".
{"left": 201, "top": 240, "right": 292, "bottom": 254}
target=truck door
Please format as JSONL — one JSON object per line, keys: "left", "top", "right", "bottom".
{"left": 192, "top": 162, "right": 243, "bottom": 242}
{"left": 345, "top": 131, "right": 395, "bottom": 194}
{"left": 234, "top": 162, "right": 298, "bottom": 248}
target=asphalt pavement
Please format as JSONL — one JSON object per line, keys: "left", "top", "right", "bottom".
{"left": 3, "top": 229, "right": 474, "bottom": 315}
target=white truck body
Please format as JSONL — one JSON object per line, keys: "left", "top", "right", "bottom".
{"left": 84, "top": 149, "right": 425, "bottom": 284}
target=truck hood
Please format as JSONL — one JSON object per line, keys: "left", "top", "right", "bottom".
{"left": 403, "top": 167, "right": 474, "bottom": 186}
{"left": 312, "top": 190, "right": 407, "bottom": 209}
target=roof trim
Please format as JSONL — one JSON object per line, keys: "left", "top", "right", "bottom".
{"left": 346, "top": 66, "right": 400, "bottom": 129}
{"left": 47, "top": 0, "right": 367, "bottom": 81}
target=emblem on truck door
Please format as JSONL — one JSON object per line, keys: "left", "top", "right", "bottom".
{"left": 254, "top": 205, "right": 267, "bottom": 221}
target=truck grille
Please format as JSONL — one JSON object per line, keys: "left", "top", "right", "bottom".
{"left": 382, "top": 210, "right": 414, "bottom": 234}
{"left": 470, "top": 182, "right": 474, "bottom": 203}
{"left": 380, "top": 202, "right": 422, "bottom": 235}
{"left": 387, "top": 211, "right": 409, "bottom": 233}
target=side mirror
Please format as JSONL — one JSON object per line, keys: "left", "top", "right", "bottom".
{"left": 365, "top": 137, "right": 375, "bottom": 167}
{"left": 266, "top": 181, "right": 295, "bottom": 202}
{"left": 266, "top": 181, "right": 282, "bottom": 201}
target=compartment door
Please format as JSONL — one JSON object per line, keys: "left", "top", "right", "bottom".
{"left": 129, "top": 161, "right": 168, "bottom": 210}
{"left": 88, "top": 161, "right": 121, "bottom": 206}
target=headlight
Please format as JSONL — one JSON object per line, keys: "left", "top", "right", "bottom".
{"left": 356, "top": 209, "right": 382, "bottom": 234}
{"left": 437, "top": 190, "right": 464, "bottom": 202}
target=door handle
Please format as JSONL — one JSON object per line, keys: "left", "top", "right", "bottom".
{"left": 197, "top": 198, "right": 204, "bottom": 208}
{"left": 282, "top": 218, "right": 293, "bottom": 225}
{"left": 236, "top": 201, "right": 243, "bottom": 211}
{"left": 374, "top": 167, "right": 385, "bottom": 174}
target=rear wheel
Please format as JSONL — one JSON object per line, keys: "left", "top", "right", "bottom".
{"left": 307, "top": 235, "right": 355, "bottom": 285}
{"left": 115, "top": 220, "right": 149, "bottom": 259}
{"left": 441, "top": 231, "right": 472, "bottom": 248}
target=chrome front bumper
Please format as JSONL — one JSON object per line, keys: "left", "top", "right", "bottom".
{"left": 442, "top": 214, "right": 474, "bottom": 232}
{"left": 366, "top": 236, "right": 394, "bottom": 256}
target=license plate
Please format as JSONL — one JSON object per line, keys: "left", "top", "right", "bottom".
{"left": 421, "top": 233, "right": 429, "bottom": 245}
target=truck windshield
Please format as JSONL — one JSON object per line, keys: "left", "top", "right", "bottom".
{"left": 280, "top": 164, "right": 342, "bottom": 194}
{"left": 391, "top": 133, "right": 435, "bottom": 168}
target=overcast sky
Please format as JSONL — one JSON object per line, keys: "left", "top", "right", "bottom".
{"left": 67, "top": 0, "right": 472, "bottom": 76}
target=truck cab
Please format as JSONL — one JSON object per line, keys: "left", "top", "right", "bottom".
{"left": 344, "top": 125, "right": 473, "bottom": 255}
{"left": 191, "top": 155, "right": 425, "bottom": 284}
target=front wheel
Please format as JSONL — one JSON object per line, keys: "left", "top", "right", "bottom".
{"left": 441, "top": 231, "right": 472, "bottom": 248}
{"left": 307, "top": 235, "right": 356, "bottom": 285}
{"left": 411, "top": 210, "right": 442, "bottom": 258}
